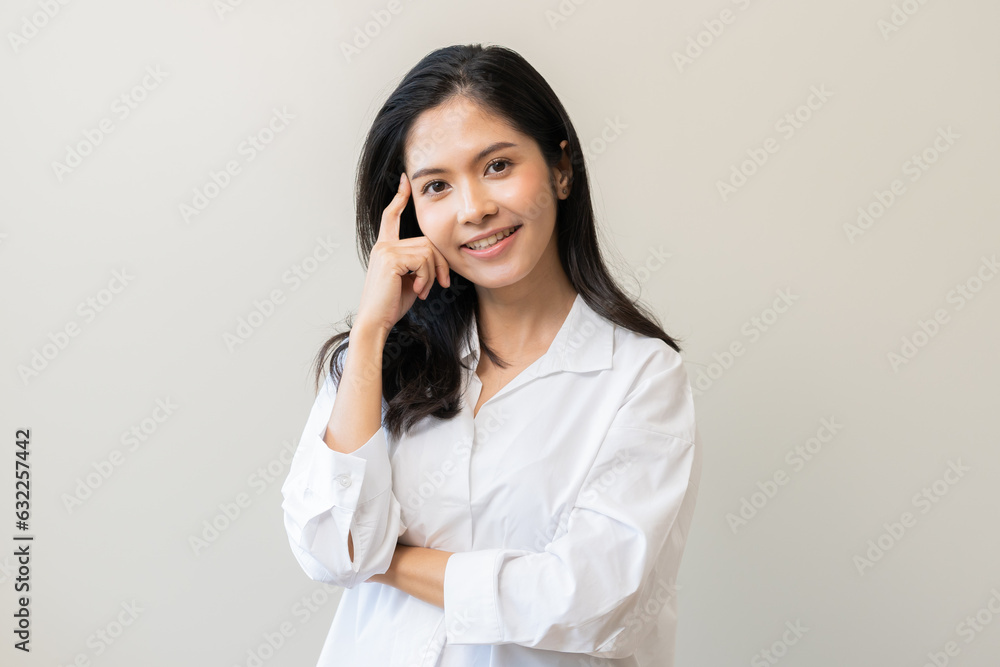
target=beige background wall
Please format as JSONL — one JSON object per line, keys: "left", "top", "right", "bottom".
{"left": 2, "top": 0, "right": 998, "bottom": 665}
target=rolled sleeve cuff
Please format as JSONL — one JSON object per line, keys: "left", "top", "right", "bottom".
{"left": 282, "top": 426, "right": 395, "bottom": 584}
{"left": 443, "top": 547, "right": 535, "bottom": 646}
{"left": 303, "top": 426, "right": 391, "bottom": 511}
{"left": 282, "top": 426, "right": 392, "bottom": 554}
{"left": 444, "top": 549, "right": 504, "bottom": 645}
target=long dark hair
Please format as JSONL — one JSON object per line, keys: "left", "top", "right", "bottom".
{"left": 312, "top": 43, "right": 682, "bottom": 440}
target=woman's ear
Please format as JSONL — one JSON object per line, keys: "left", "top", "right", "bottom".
{"left": 556, "top": 139, "right": 573, "bottom": 194}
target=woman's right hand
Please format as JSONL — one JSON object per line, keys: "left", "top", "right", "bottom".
{"left": 355, "top": 172, "right": 452, "bottom": 337}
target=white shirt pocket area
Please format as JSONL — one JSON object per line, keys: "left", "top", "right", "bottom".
{"left": 280, "top": 369, "right": 406, "bottom": 590}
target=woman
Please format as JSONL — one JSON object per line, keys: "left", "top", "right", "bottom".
{"left": 281, "top": 43, "right": 702, "bottom": 667}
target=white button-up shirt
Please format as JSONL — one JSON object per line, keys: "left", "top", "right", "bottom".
{"left": 281, "top": 293, "right": 702, "bottom": 667}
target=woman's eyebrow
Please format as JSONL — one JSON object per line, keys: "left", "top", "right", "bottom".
{"left": 409, "top": 141, "right": 518, "bottom": 181}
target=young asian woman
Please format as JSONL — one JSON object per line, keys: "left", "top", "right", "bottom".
{"left": 280, "top": 43, "right": 702, "bottom": 667}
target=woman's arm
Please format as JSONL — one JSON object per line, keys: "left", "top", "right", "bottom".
{"left": 280, "top": 335, "right": 406, "bottom": 588}
{"left": 367, "top": 543, "right": 454, "bottom": 609}
{"left": 434, "top": 347, "right": 699, "bottom": 658}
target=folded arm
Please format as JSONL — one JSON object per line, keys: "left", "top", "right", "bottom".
{"left": 366, "top": 543, "right": 454, "bottom": 609}
{"left": 439, "top": 351, "right": 700, "bottom": 657}
{"left": 281, "top": 331, "right": 407, "bottom": 588}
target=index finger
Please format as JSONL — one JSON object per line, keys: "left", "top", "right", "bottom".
{"left": 424, "top": 237, "right": 452, "bottom": 291}
{"left": 377, "top": 172, "right": 411, "bottom": 243}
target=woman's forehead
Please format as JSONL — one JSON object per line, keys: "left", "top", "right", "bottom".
{"left": 404, "top": 100, "right": 529, "bottom": 172}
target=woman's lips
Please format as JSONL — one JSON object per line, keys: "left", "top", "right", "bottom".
{"left": 460, "top": 225, "right": 521, "bottom": 258}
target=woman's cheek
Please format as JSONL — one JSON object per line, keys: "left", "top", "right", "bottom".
{"left": 508, "top": 184, "right": 546, "bottom": 220}
{"left": 422, "top": 222, "right": 454, "bottom": 256}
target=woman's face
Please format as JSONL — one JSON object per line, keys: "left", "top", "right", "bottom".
{"left": 403, "top": 95, "right": 571, "bottom": 293}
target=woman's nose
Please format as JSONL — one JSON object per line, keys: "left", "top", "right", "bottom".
{"left": 459, "top": 180, "right": 497, "bottom": 224}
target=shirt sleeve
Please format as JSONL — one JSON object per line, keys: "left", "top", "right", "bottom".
{"left": 442, "top": 345, "right": 701, "bottom": 658}
{"left": 280, "top": 356, "right": 406, "bottom": 589}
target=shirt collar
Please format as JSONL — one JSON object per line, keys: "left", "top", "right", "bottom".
{"left": 459, "top": 292, "right": 615, "bottom": 377}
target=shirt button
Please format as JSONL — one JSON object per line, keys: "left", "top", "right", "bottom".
{"left": 336, "top": 474, "right": 352, "bottom": 488}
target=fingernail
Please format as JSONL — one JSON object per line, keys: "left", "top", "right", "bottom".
{"left": 399, "top": 172, "right": 406, "bottom": 187}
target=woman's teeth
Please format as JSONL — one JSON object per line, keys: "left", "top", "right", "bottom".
{"left": 464, "top": 226, "right": 518, "bottom": 250}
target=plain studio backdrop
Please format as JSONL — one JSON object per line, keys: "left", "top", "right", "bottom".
{"left": 2, "top": 1, "right": 999, "bottom": 665}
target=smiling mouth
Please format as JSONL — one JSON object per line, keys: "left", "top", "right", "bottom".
{"left": 462, "top": 225, "right": 522, "bottom": 250}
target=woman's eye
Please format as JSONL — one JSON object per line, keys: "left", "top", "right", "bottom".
{"left": 421, "top": 160, "right": 511, "bottom": 196}
{"left": 488, "top": 159, "right": 510, "bottom": 174}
